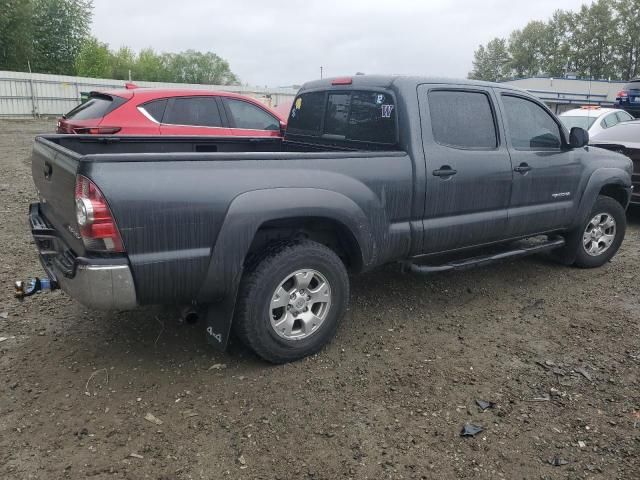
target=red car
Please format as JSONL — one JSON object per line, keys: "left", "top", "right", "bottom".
{"left": 57, "top": 84, "right": 286, "bottom": 137}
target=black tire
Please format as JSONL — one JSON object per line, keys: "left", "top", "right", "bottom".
{"left": 234, "top": 240, "right": 349, "bottom": 363}
{"left": 573, "top": 195, "right": 626, "bottom": 268}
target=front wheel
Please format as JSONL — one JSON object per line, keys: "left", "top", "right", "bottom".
{"left": 234, "top": 240, "right": 349, "bottom": 363}
{"left": 573, "top": 195, "right": 626, "bottom": 268}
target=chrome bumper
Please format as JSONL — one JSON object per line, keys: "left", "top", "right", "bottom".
{"left": 56, "top": 263, "right": 137, "bottom": 310}
{"left": 30, "top": 202, "right": 137, "bottom": 310}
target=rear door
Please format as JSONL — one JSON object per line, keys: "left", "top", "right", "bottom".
{"left": 160, "top": 96, "right": 231, "bottom": 135}
{"left": 418, "top": 85, "right": 513, "bottom": 253}
{"left": 496, "top": 91, "right": 583, "bottom": 236}
{"left": 221, "top": 98, "right": 282, "bottom": 137}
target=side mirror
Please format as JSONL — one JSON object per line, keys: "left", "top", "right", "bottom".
{"left": 569, "top": 127, "right": 589, "bottom": 148}
{"left": 279, "top": 120, "right": 287, "bottom": 137}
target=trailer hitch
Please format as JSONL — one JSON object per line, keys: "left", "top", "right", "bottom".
{"left": 14, "top": 277, "right": 58, "bottom": 299}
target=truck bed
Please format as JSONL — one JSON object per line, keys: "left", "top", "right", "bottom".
{"left": 31, "top": 134, "right": 412, "bottom": 305}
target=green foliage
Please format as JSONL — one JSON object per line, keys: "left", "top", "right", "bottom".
{"left": 469, "top": 38, "right": 511, "bottom": 82}
{"left": 163, "top": 50, "right": 239, "bottom": 85}
{"left": 110, "top": 46, "right": 136, "bottom": 80}
{"left": 75, "top": 36, "right": 111, "bottom": 78}
{"left": 31, "top": 0, "right": 93, "bottom": 74}
{"left": 469, "top": 0, "right": 640, "bottom": 81}
{"left": 0, "top": 0, "right": 34, "bottom": 71}
{"left": 0, "top": 1, "right": 239, "bottom": 85}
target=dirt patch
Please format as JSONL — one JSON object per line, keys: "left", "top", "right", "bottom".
{"left": 0, "top": 119, "right": 638, "bottom": 479}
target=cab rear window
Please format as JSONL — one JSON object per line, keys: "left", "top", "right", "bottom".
{"left": 287, "top": 90, "right": 397, "bottom": 145}
{"left": 64, "top": 93, "right": 126, "bottom": 120}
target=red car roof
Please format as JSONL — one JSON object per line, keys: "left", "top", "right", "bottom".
{"left": 96, "top": 87, "right": 286, "bottom": 121}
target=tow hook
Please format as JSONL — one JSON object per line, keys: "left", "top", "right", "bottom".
{"left": 14, "top": 277, "right": 58, "bottom": 299}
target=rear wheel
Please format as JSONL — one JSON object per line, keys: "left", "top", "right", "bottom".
{"left": 573, "top": 195, "right": 626, "bottom": 268}
{"left": 234, "top": 240, "right": 349, "bottom": 363}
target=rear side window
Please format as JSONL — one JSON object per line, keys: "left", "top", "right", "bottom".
{"left": 164, "top": 97, "right": 222, "bottom": 127}
{"left": 288, "top": 90, "right": 397, "bottom": 144}
{"left": 501, "top": 95, "right": 562, "bottom": 150}
{"left": 428, "top": 90, "right": 497, "bottom": 149}
{"left": 64, "top": 94, "right": 125, "bottom": 120}
{"left": 616, "top": 111, "right": 634, "bottom": 122}
{"left": 224, "top": 98, "right": 280, "bottom": 130}
{"left": 140, "top": 99, "right": 167, "bottom": 123}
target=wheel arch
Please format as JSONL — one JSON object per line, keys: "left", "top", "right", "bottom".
{"left": 572, "top": 168, "right": 631, "bottom": 230}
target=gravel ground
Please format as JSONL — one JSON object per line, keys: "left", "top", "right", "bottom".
{"left": 0, "top": 119, "right": 639, "bottom": 480}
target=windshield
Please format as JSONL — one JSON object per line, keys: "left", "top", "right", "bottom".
{"left": 559, "top": 116, "right": 597, "bottom": 130}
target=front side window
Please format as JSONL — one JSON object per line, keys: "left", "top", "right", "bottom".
{"left": 501, "top": 95, "right": 562, "bottom": 150}
{"left": 287, "top": 90, "right": 397, "bottom": 144}
{"left": 428, "top": 90, "right": 497, "bottom": 149}
{"left": 164, "top": 97, "right": 222, "bottom": 127}
{"left": 224, "top": 98, "right": 280, "bottom": 130}
{"left": 602, "top": 113, "right": 619, "bottom": 129}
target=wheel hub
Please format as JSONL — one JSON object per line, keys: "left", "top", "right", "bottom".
{"left": 269, "top": 269, "right": 332, "bottom": 340}
{"left": 582, "top": 213, "right": 616, "bottom": 257}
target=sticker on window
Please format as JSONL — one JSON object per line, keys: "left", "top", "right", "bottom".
{"left": 376, "top": 94, "right": 385, "bottom": 105}
{"left": 295, "top": 97, "right": 302, "bottom": 110}
{"left": 381, "top": 104, "right": 394, "bottom": 118}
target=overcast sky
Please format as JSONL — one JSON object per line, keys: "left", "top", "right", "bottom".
{"left": 92, "top": 0, "right": 589, "bottom": 87}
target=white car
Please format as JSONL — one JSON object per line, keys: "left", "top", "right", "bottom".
{"left": 559, "top": 106, "right": 635, "bottom": 137}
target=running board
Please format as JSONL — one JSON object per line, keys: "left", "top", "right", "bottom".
{"left": 403, "top": 237, "right": 566, "bottom": 274}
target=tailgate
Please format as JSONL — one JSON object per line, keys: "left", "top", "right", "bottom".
{"left": 31, "top": 137, "right": 86, "bottom": 254}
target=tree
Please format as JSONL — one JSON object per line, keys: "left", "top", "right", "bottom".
{"left": 468, "top": 38, "right": 511, "bottom": 82}
{"left": 614, "top": 0, "right": 640, "bottom": 80}
{"left": 75, "top": 36, "right": 111, "bottom": 78}
{"left": 0, "top": 0, "right": 34, "bottom": 71}
{"left": 31, "top": 0, "right": 93, "bottom": 74}
{"left": 110, "top": 46, "right": 136, "bottom": 80}
{"left": 541, "top": 10, "right": 573, "bottom": 77}
{"left": 133, "top": 48, "right": 166, "bottom": 82}
{"left": 569, "top": 0, "right": 617, "bottom": 79}
{"left": 508, "top": 21, "right": 548, "bottom": 77}
{"left": 164, "top": 50, "right": 239, "bottom": 85}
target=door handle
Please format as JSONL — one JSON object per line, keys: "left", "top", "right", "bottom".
{"left": 514, "top": 163, "right": 532, "bottom": 174}
{"left": 432, "top": 166, "right": 457, "bottom": 177}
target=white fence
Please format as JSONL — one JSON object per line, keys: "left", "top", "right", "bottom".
{"left": 0, "top": 70, "right": 297, "bottom": 118}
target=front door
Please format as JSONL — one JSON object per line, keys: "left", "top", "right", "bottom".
{"left": 496, "top": 91, "right": 583, "bottom": 236}
{"left": 418, "top": 85, "right": 514, "bottom": 253}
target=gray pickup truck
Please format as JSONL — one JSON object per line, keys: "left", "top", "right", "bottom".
{"left": 25, "top": 75, "right": 633, "bottom": 363}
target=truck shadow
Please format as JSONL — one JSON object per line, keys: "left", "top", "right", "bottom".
{"left": 82, "top": 211, "right": 640, "bottom": 368}
{"left": 90, "top": 251, "right": 570, "bottom": 369}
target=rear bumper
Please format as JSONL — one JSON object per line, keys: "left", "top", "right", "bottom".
{"left": 29, "top": 203, "right": 137, "bottom": 310}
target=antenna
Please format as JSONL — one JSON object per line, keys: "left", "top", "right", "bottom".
{"left": 586, "top": 66, "right": 593, "bottom": 132}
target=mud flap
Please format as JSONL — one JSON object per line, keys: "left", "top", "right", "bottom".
{"left": 204, "top": 294, "right": 237, "bottom": 351}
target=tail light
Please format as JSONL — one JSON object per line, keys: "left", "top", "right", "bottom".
{"left": 72, "top": 126, "right": 121, "bottom": 134}
{"left": 616, "top": 90, "right": 628, "bottom": 100}
{"left": 75, "top": 175, "right": 124, "bottom": 252}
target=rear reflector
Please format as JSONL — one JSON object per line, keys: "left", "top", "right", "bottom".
{"left": 75, "top": 175, "right": 124, "bottom": 253}
{"left": 72, "top": 126, "right": 121, "bottom": 134}
{"left": 331, "top": 77, "right": 352, "bottom": 85}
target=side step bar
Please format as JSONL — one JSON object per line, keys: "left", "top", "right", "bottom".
{"left": 403, "top": 237, "right": 565, "bottom": 274}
